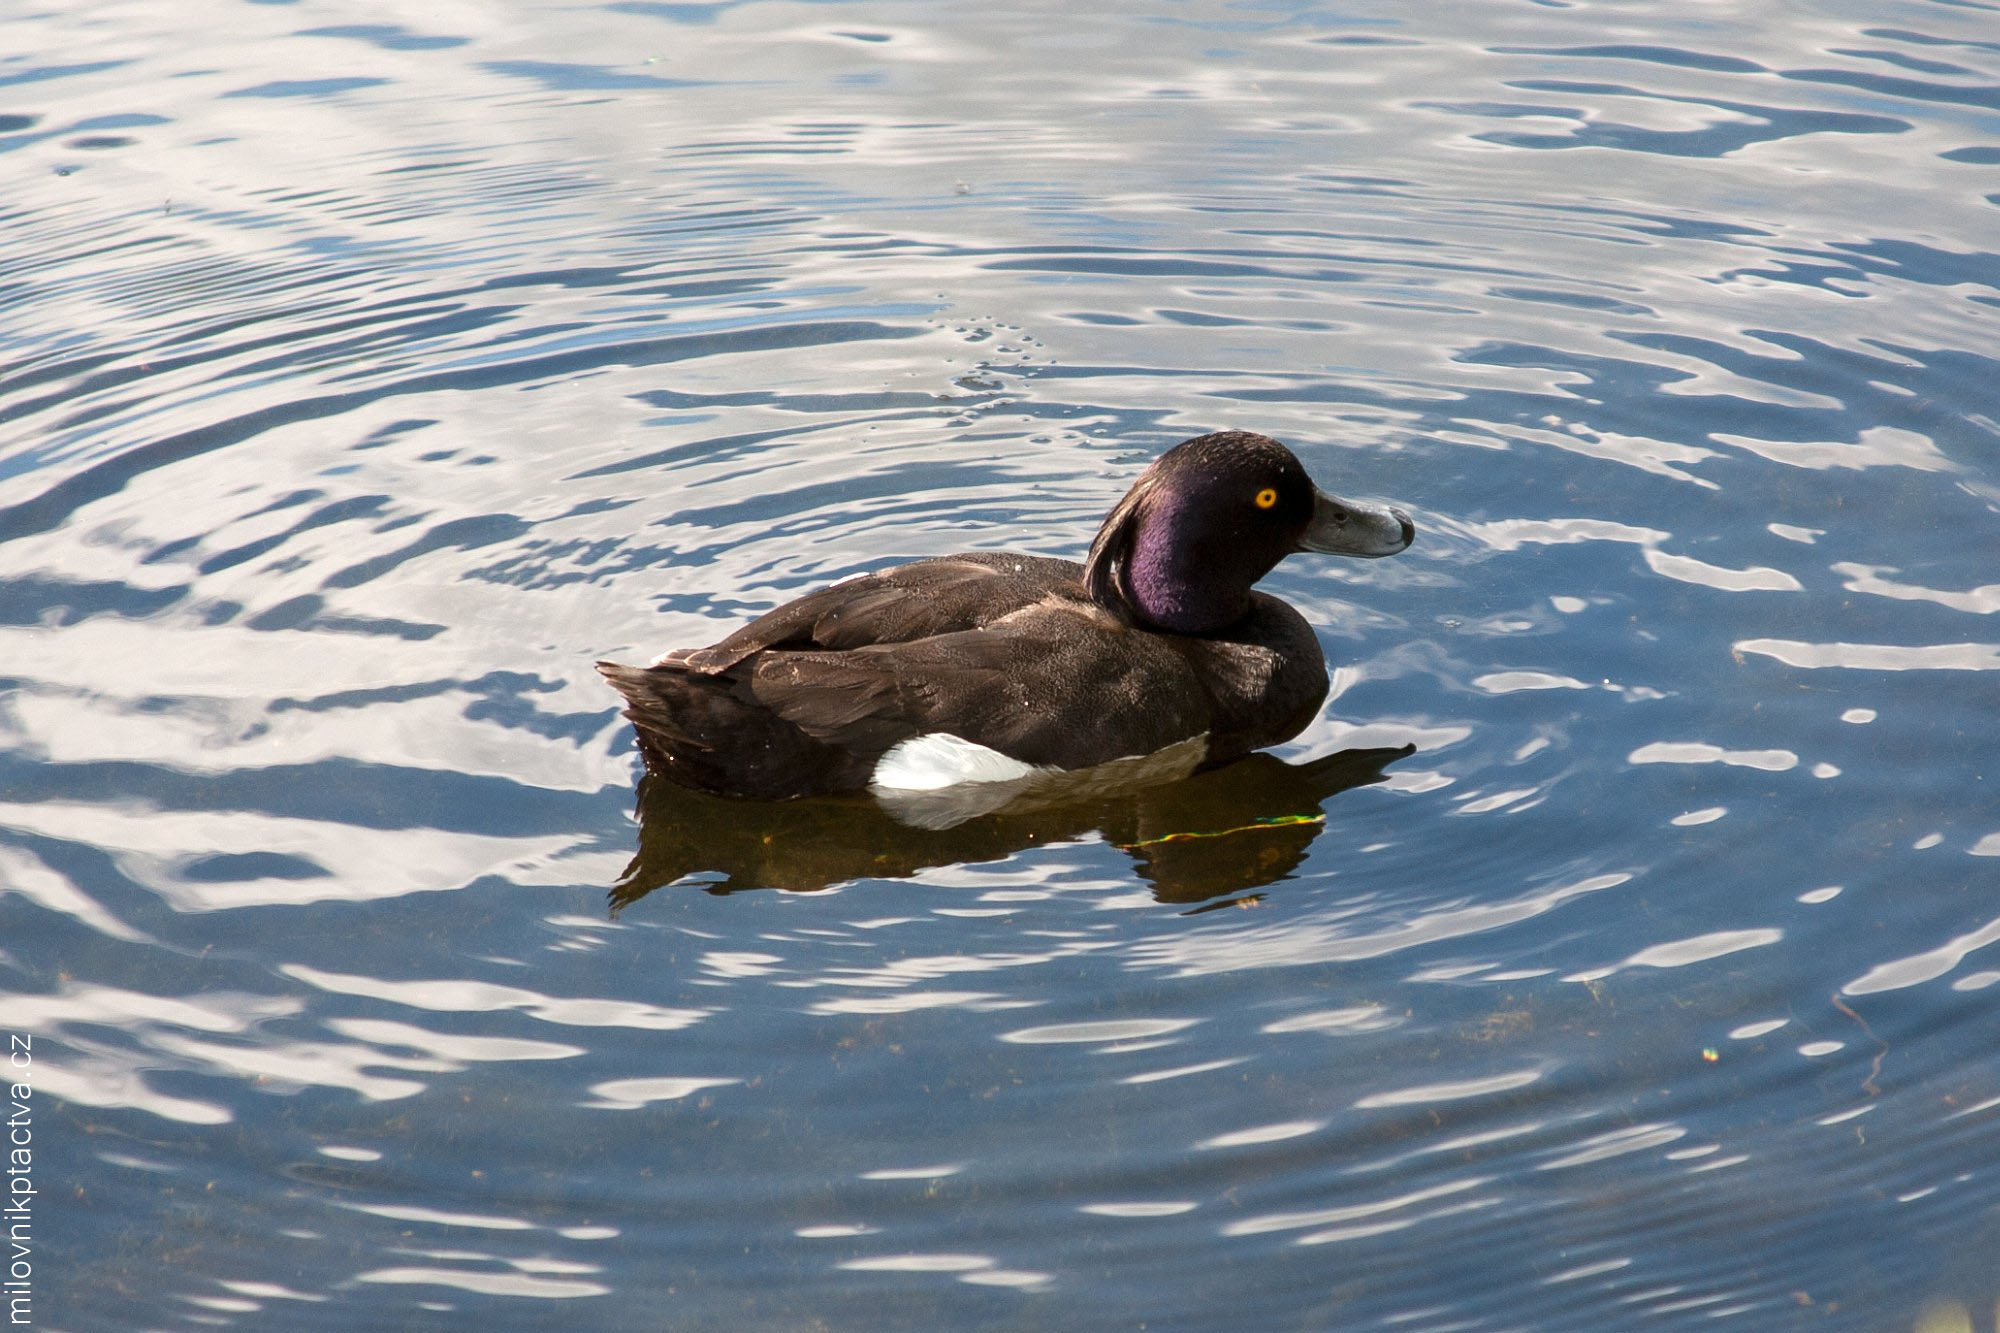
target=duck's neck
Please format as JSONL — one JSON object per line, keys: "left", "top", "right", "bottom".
{"left": 1124, "top": 516, "right": 1255, "bottom": 634}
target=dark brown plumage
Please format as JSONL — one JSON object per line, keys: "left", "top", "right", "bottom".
{"left": 599, "top": 431, "right": 1412, "bottom": 803}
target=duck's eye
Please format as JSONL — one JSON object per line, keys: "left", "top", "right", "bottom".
{"left": 1254, "top": 487, "right": 1279, "bottom": 510}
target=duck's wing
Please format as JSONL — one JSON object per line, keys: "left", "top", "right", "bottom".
{"left": 746, "top": 599, "right": 1213, "bottom": 772}
{"left": 662, "top": 554, "right": 1083, "bottom": 673}
{"left": 600, "top": 597, "right": 1212, "bottom": 799}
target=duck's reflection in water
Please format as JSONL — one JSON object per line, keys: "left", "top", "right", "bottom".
{"left": 610, "top": 745, "right": 1413, "bottom": 911}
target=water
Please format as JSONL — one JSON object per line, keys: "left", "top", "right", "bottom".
{"left": 4, "top": 0, "right": 1998, "bottom": 1327}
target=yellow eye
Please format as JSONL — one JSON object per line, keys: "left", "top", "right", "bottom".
{"left": 1254, "top": 487, "right": 1279, "bottom": 510}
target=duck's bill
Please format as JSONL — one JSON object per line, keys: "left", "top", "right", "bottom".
{"left": 1298, "top": 489, "right": 1415, "bottom": 558}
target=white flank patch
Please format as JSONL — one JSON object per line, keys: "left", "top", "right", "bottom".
{"left": 868, "top": 733, "right": 1211, "bottom": 831}
{"left": 871, "top": 733, "right": 1049, "bottom": 791}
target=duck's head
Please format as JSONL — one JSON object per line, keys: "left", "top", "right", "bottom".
{"left": 1083, "top": 430, "right": 1413, "bottom": 633}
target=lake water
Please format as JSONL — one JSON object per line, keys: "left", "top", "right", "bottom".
{"left": 5, "top": 0, "right": 1999, "bottom": 1328}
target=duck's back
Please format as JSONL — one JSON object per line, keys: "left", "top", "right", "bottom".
{"left": 660, "top": 552, "right": 1087, "bottom": 671}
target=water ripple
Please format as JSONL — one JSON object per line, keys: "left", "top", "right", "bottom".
{"left": 7, "top": 0, "right": 2000, "bottom": 1326}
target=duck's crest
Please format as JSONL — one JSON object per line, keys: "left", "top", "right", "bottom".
{"left": 1082, "top": 471, "right": 1152, "bottom": 618}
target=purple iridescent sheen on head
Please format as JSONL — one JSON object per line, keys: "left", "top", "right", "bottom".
{"left": 1083, "top": 431, "right": 1412, "bottom": 634}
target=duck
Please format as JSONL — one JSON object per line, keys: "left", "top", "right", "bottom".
{"left": 598, "top": 430, "right": 1413, "bottom": 815}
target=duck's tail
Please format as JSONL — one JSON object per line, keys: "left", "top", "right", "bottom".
{"left": 596, "top": 660, "right": 862, "bottom": 799}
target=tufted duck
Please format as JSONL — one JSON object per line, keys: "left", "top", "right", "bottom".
{"left": 598, "top": 430, "right": 1413, "bottom": 815}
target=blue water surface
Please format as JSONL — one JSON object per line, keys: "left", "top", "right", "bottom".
{"left": 3, "top": 0, "right": 1998, "bottom": 1328}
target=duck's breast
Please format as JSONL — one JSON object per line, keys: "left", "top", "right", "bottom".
{"left": 1166, "top": 593, "right": 1328, "bottom": 764}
